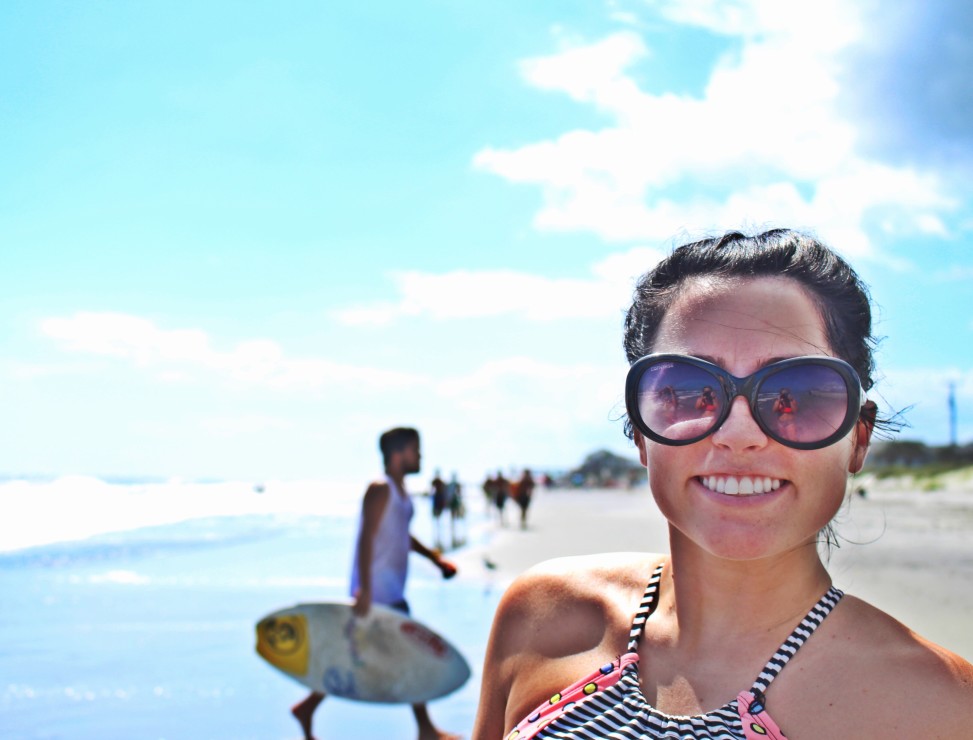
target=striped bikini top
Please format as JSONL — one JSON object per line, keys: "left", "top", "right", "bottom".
{"left": 508, "top": 563, "right": 844, "bottom": 740}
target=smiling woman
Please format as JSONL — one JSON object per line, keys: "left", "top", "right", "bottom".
{"left": 472, "top": 230, "right": 973, "bottom": 740}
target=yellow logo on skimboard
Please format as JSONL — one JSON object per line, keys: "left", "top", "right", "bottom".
{"left": 256, "top": 614, "right": 309, "bottom": 676}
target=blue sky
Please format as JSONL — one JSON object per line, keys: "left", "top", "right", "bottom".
{"left": 2, "top": 1, "right": 972, "bottom": 482}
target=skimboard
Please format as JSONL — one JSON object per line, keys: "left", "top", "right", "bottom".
{"left": 255, "top": 602, "right": 471, "bottom": 704}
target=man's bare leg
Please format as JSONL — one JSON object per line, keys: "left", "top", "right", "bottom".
{"left": 291, "top": 691, "right": 325, "bottom": 740}
{"left": 412, "top": 702, "right": 462, "bottom": 740}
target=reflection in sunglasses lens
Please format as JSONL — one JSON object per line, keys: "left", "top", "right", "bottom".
{"left": 757, "top": 365, "right": 848, "bottom": 445}
{"left": 637, "top": 361, "right": 722, "bottom": 441}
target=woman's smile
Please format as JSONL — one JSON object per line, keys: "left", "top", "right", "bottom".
{"left": 696, "top": 474, "right": 784, "bottom": 495}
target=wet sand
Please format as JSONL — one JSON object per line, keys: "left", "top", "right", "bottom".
{"left": 453, "top": 472, "right": 973, "bottom": 661}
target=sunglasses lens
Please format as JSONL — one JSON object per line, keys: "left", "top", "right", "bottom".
{"left": 756, "top": 364, "right": 850, "bottom": 445}
{"left": 636, "top": 360, "right": 724, "bottom": 441}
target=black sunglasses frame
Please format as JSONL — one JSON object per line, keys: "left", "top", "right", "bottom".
{"left": 625, "top": 354, "right": 866, "bottom": 450}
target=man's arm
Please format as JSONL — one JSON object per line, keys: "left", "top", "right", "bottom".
{"left": 410, "top": 535, "right": 457, "bottom": 579}
{"left": 352, "top": 482, "right": 390, "bottom": 617}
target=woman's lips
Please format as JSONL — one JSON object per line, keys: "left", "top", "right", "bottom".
{"left": 697, "top": 475, "right": 784, "bottom": 495}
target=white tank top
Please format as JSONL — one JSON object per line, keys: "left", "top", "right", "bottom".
{"left": 349, "top": 475, "right": 414, "bottom": 605}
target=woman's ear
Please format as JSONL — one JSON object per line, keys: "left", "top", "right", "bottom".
{"left": 848, "top": 400, "right": 877, "bottom": 474}
{"left": 634, "top": 429, "right": 649, "bottom": 467}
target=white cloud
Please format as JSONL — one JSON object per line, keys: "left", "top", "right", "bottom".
{"left": 33, "top": 313, "right": 640, "bottom": 476}
{"left": 200, "top": 415, "right": 295, "bottom": 437}
{"left": 650, "top": 0, "right": 860, "bottom": 45}
{"left": 421, "top": 355, "right": 632, "bottom": 468}
{"left": 3, "top": 359, "right": 102, "bottom": 380}
{"left": 42, "top": 313, "right": 212, "bottom": 366}
{"left": 472, "top": 3, "right": 960, "bottom": 258}
{"left": 332, "top": 246, "right": 665, "bottom": 326}
{"left": 437, "top": 355, "right": 627, "bottom": 423}
{"left": 40, "top": 312, "right": 422, "bottom": 392}
{"left": 88, "top": 570, "right": 150, "bottom": 586}
{"left": 438, "top": 356, "right": 602, "bottom": 400}
{"left": 36, "top": 313, "right": 632, "bottom": 434}
{"left": 608, "top": 10, "right": 641, "bottom": 27}
{"left": 520, "top": 31, "right": 649, "bottom": 107}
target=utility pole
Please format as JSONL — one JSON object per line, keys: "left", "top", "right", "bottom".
{"left": 948, "top": 381, "right": 957, "bottom": 447}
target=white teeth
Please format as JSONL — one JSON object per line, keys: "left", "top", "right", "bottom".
{"left": 699, "top": 476, "right": 783, "bottom": 495}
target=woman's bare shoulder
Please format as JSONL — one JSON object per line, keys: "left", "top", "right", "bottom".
{"left": 518, "top": 550, "right": 664, "bottom": 579}
{"left": 474, "top": 552, "right": 664, "bottom": 738}
{"left": 490, "top": 552, "right": 664, "bottom": 655}
{"left": 840, "top": 594, "right": 973, "bottom": 666}
{"left": 824, "top": 595, "right": 973, "bottom": 733}
{"left": 507, "top": 551, "right": 665, "bottom": 602}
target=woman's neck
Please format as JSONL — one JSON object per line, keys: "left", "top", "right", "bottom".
{"left": 661, "top": 529, "right": 832, "bottom": 644}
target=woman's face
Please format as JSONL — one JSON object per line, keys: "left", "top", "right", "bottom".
{"left": 638, "top": 276, "right": 869, "bottom": 561}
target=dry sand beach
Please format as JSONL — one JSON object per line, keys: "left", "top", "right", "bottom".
{"left": 454, "top": 471, "right": 973, "bottom": 662}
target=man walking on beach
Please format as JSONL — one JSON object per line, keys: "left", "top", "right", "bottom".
{"left": 291, "top": 427, "right": 461, "bottom": 740}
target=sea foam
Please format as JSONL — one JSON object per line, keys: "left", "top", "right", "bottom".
{"left": 0, "top": 476, "right": 364, "bottom": 553}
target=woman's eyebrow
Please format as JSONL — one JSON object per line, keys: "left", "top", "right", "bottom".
{"left": 692, "top": 354, "right": 795, "bottom": 370}
{"left": 758, "top": 356, "right": 793, "bottom": 367}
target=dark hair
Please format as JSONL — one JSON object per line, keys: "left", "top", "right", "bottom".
{"left": 379, "top": 427, "right": 420, "bottom": 464}
{"left": 623, "top": 229, "right": 878, "bottom": 440}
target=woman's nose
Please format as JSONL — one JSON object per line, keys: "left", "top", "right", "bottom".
{"left": 711, "top": 396, "right": 769, "bottom": 451}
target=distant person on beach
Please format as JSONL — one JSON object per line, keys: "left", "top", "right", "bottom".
{"left": 658, "top": 384, "right": 679, "bottom": 427}
{"left": 474, "top": 230, "right": 973, "bottom": 739}
{"left": 447, "top": 472, "right": 464, "bottom": 547}
{"left": 430, "top": 469, "right": 448, "bottom": 549}
{"left": 482, "top": 473, "right": 497, "bottom": 514}
{"left": 292, "top": 427, "right": 459, "bottom": 740}
{"left": 514, "top": 468, "right": 535, "bottom": 529}
{"left": 694, "top": 385, "right": 719, "bottom": 416}
{"left": 494, "top": 471, "right": 510, "bottom": 527}
{"left": 773, "top": 387, "right": 799, "bottom": 442}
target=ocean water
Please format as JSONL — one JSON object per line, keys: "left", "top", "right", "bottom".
{"left": 0, "top": 478, "right": 501, "bottom": 739}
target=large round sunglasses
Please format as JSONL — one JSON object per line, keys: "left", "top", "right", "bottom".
{"left": 625, "top": 354, "right": 867, "bottom": 450}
